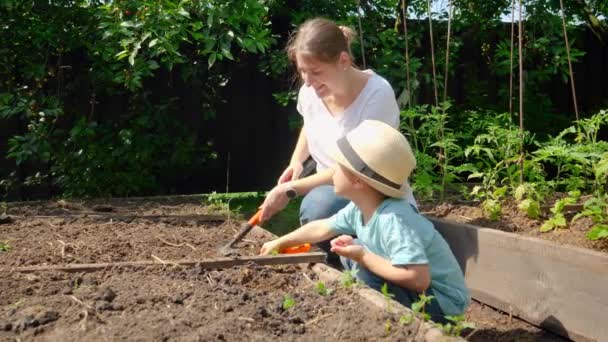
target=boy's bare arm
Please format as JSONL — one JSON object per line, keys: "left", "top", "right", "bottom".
{"left": 259, "top": 219, "right": 336, "bottom": 255}
{"left": 358, "top": 251, "right": 431, "bottom": 293}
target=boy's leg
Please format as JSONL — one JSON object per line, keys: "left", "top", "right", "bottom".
{"left": 341, "top": 257, "right": 447, "bottom": 324}
{"left": 299, "top": 185, "right": 350, "bottom": 265}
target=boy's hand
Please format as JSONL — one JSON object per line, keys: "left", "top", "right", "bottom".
{"left": 260, "top": 240, "right": 282, "bottom": 255}
{"left": 330, "top": 235, "right": 365, "bottom": 262}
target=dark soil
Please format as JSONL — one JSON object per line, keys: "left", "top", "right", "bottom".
{"left": 0, "top": 265, "right": 435, "bottom": 341}
{"left": 0, "top": 199, "right": 425, "bottom": 341}
{"left": 0, "top": 198, "right": 570, "bottom": 341}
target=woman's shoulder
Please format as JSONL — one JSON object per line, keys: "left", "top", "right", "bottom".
{"left": 364, "top": 70, "right": 395, "bottom": 94}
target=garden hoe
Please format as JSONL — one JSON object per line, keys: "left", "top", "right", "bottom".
{"left": 219, "top": 158, "right": 317, "bottom": 256}
{"left": 219, "top": 209, "right": 263, "bottom": 256}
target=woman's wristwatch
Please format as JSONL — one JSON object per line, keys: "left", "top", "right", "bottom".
{"left": 285, "top": 182, "right": 298, "bottom": 200}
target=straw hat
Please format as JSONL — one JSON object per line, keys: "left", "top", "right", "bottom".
{"left": 332, "top": 120, "right": 416, "bottom": 198}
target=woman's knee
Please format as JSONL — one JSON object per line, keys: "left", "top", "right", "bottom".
{"left": 299, "top": 186, "right": 348, "bottom": 224}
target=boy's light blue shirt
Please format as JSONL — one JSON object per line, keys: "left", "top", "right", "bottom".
{"left": 328, "top": 198, "right": 470, "bottom": 316}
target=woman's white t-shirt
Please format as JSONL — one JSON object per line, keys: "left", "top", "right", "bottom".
{"left": 296, "top": 70, "right": 417, "bottom": 206}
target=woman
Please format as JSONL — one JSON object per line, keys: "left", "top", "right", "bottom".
{"left": 260, "top": 18, "right": 416, "bottom": 242}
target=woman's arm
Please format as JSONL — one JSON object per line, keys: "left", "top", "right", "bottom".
{"left": 291, "top": 127, "right": 310, "bottom": 167}
{"left": 278, "top": 127, "right": 310, "bottom": 184}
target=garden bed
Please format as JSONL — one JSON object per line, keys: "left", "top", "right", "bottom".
{"left": 420, "top": 199, "right": 608, "bottom": 254}
{"left": 0, "top": 198, "right": 460, "bottom": 341}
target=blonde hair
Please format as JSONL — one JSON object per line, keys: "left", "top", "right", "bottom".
{"left": 286, "top": 18, "right": 356, "bottom": 64}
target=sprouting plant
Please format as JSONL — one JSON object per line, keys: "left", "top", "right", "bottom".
{"left": 435, "top": 315, "right": 476, "bottom": 337}
{"left": 400, "top": 294, "right": 436, "bottom": 338}
{"left": 411, "top": 294, "right": 435, "bottom": 322}
{"left": 315, "top": 281, "right": 333, "bottom": 296}
{"left": 384, "top": 318, "right": 392, "bottom": 335}
{"left": 381, "top": 283, "right": 395, "bottom": 312}
{"left": 282, "top": 294, "right": 295, "bottom": 310}
{"left": 514, "top": 184, "right": 542, "bottom": 219}
{"left": 340, "top": 269, "right": 358, "bottom": 288}
{"left": 468, "top": 171, "right": 507, "bottom": 221}
{"left": 399, "top": 313, "right": 414, "bottom": 325}
{"left": 0, "top": 241, "right": 10, "bottom": 252}
{"left": 204, "top": 192, "right": 234, "bottom": 215}
{"left": 8, "top": 299, "right": 24, "bottom": 310}
{"left": 540, "top": 190, "right": 581, "bottom": 232}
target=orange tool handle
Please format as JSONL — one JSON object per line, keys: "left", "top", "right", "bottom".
{"left": 248, "top": 209, "right": 263, "bottom": 226}
{"left": 280, "top": 243, "right": 311, "bottom": 254}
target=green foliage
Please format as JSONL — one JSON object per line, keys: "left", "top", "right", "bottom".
{"left": 0, "top": 1, "right": 271, "bottom": 198}
{"left": 540, "top": 191, "right": 580, "bottom": 232}
{"left": 0, "top": 241, "right": 11, "bottom": 252}
{"left": 94, "top": 0, "right": 272, "bottom": 90}
{"left": 587, "top": 224, "right": 608, "bottom": 241}
{"left": 282, "top": 294, "right": 296, "bottom": 310}
{"left": 572, "top": 195, "right": 608, "bottom": 241}
{"left": 518, "top": 198, "right": 542, "bottom": 220}
{"left": 401, "top": 103, "right": 465, "bottom": 201}
{"left": 514, "top": 183, "right": 545, "bottom": 219}
{"left": 315, "top": 281, "right": 333, "bottom": 296}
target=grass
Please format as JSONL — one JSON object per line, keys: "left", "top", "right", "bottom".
{"left": 201, "top": 191, "right": 302, "bottom": 236}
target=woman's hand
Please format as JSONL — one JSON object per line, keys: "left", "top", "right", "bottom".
{"left": 330, "top": 235, "right": 365, "bottom": 262}
{"left": 260, "top": 184, "right": 290, "bottom": 222}
{"left": 260, "top": 239, "right": 282, "bottom": 255}
{"left": 277, "top": 162, "right": 303, "bottom": 184}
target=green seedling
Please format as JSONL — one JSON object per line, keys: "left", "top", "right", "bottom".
{"left": 340, "top": 269, "right": 358, "bottom": 288}
{"left": 8, "top": 299, "right": 24, "bottom": 310}
{"left": 0, "top": 241, "right": 10, "bottom": 252}
{"left": 315, "top": 281, "right": 333, "bottom": 296}
{"left": 384, "top": 318, "right": 392, "bottom": 335}
{"left": 399, "top": 313, "right": 414, "bottom": 325}
{"left": 205, "top": 192, "right": 233, "bottom": 215}
{"left": 381, "top": 283, "right": 395, "bottom": 312}
{"left": 411, "top": 294, "right": 435, "bottom": 322}
{"left": 435, "top": 315, "right": 476, "bottom": 337}
{"left": 282, "top": 294, "right": 295, "bottom": 310}
{"left": 515, "top": 183, "right": 543, "bottom": 219}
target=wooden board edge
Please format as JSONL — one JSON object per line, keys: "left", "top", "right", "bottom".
{"left": 3, "top": 253, "right": 327, "bottom": 274}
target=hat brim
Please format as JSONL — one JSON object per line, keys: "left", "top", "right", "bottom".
{"left": 332, "top": 145, "right": 407, "bottom": 199}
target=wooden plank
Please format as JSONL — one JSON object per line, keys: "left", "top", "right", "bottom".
{"left": 3, "top": 252, "right": 327, "bottom": 274}
{"left": 429, "top": 217, "right": 608, "bottom": 342}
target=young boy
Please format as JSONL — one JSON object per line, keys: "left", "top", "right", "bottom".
{"left": 260, "top": 120, "right": 469, "bottom": 322}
